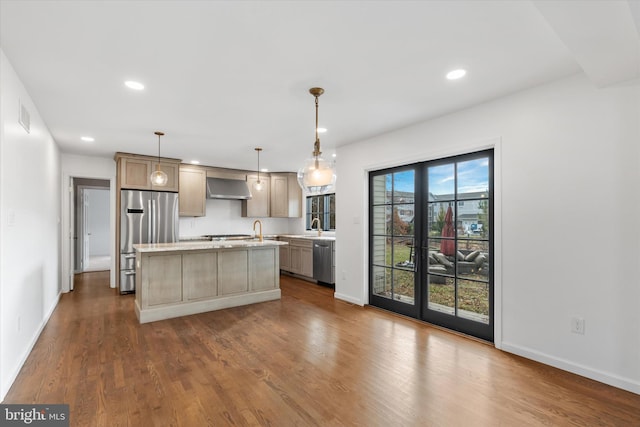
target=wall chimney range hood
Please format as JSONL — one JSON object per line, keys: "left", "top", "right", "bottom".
{"left": 206, "top": 177, "right": 252, "bottom": 200}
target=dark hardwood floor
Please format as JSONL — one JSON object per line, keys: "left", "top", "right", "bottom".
{"left": 4, "top": 271, "right": 640, "bottom": 426}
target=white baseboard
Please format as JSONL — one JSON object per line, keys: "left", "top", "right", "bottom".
{"left": 334, "top": 292, "right": 364, "bottom": 306}
{"left": 1, "top": 292, "right": 61, "bottom": 402}
{"left": 501, "top": 341, "right": 640, "bottom": 395}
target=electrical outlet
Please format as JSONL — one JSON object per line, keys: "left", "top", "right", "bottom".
{"left": 571, "top": 317, "right": 585, "bottom": 334}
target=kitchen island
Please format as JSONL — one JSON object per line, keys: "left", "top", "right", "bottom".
{"left": 133, "top": 240, "right": 287, "bottom": 323}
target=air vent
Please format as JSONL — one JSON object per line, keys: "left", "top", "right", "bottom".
{"left": 19, "top": 100, "right": 30, "bottom": 134}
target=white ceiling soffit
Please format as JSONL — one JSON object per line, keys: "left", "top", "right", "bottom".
{"left": 534, "top": 0, "right": 640, "bottom": 88}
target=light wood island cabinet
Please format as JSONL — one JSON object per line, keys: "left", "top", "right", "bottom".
{"left": 134, "top": 240, "right": 284, "bottom": 323}
{"left": 183, "top": 252, "right": 217, "bottom": 300}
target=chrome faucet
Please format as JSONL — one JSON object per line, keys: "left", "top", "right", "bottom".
{"left": 253, "top": 219, "right": 263, "bottom": 242}
{"left": 310, "top": 217, "right": 322, "bottom": 236}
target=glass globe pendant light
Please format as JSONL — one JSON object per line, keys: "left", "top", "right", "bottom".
{"left": 297, "top": 87, "right": 336, "bottom": 195}
{"left": 150, "top": 131, "right": 168, "bottom": 186}
{"left": 253, "top": 147, "right": 264, "bottom": 192}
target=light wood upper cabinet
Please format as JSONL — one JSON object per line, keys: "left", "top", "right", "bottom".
{"left": 116, "top": 153, "right": 180, "bottom": 192}
{"left": 242, "top": 174, "right": 270, "bottom": 218}
{"left": 270, "top": 173, "right": 301, "bottom": 218}
{"left": 152, "top": 161, "right": 179, "bottom": 192}
{"left": 179, "top": 167, "right": 206, "bottom": 217}
{"left": 120, "top": 157, "right": 152, "bottom": 190}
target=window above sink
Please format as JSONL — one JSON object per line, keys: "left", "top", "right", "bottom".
{"left": 306, "top": 193, "right": 335, "bottom": 232}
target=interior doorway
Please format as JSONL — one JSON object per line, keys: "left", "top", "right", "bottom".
{"left": 73, "top": 178, "right": 111, "bottom": 274}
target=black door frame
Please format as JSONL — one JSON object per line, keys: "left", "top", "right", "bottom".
{"left": 368, "top": 149, "right": 494, "bottom": 341}
{"left": 369, "top": 163, "right": 422, "bottom": 319}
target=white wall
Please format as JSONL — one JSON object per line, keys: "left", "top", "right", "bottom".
{"left": 335, "top": 73, "right": 640, "bottom": 394}
{"left": 86, "top": 188, "right": 110, "bottom": 256}
{"left": 0, "top": 50, "right": 61, "bottom": 401}
{"left": 179, "top": 198, "right": 302, "bottom": 237}
{"left": 60, "top": 154, "right": 116, "bottom": 290}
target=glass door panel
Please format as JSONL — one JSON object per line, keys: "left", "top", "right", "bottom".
{"left": 369, "top": 168, "right": 417, "bottom": 317}
{"left": 428, "top": 276, "right": 455, "bottom": 315}
{"left": 428, "top": 163, "right": 455, "bottom": 197}
{"left": 422, "top": 151, "right": 493, "bottom": 342}
{"left": 456, "top": 158, "right": 489, "bottom": 200}
{"left": 369, "top": 150, "right": 493, "bottom": 341}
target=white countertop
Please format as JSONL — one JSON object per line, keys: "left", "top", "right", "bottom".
{"left": 276, "top": 234, "right": 336, "bottom": 241}
{"left": 134, "top": 240, "right": 288, "bottom": 253}
{"left": 178, "top": 234, "right": 336, "bottom": 242}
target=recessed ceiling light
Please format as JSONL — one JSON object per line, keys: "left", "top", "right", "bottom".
{"left": 260, "top": 168, "right": 269, "bottom": 173}
{"left": 190, "top": 160, "right": 200, "bottom": 165}
{"left": 317, "top": 127, "right": 327, "bottom": 133}
{"left": 81, "top": 136, "right": 94, "bottom": 142}
{"left": 332, "top": 153, "right": 337, "bottom": 158}
{"left": 124, "top": 80, "right": 145, "bottom": 90}
{"left": 446, "top": 69, "right": 467, "bottom": 80}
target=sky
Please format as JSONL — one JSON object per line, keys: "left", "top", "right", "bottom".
{"left": 389, "top": 157, "right": 489, "bottom": 195}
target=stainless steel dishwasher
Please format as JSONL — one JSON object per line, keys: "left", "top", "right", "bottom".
{"left": 313, "top": 240, "right": 334, "bottom": 284}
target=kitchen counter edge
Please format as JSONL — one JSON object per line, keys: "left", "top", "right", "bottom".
{"left": 134, "top": 240, "right": 288, "bottom": 253}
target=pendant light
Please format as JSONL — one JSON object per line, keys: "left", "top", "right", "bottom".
{"left": 253, "top": 147, "right": 264, "bottom": 192}
{"left": 150, "top": 131, "right": 168, "bottom": 186}
{"left": 297, "top": 87, "right": 336, "bottom": 195}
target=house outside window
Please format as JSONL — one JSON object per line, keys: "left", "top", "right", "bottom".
{"left": 306, "top": 193, "right": 335, "bottom": 231}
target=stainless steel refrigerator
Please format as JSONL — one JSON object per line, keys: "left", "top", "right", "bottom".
{"left": 120, "top": 190, "right": 179, "bottom": 293}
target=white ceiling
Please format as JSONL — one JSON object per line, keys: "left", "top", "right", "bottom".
{"left": 1, "top": 1, "right": 638, "bottom": 173}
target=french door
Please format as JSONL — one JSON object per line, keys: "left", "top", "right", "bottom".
{"left": 369, "top": 150, "right": 494, "bottom": 341}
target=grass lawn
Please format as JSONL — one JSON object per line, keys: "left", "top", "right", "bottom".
{"left": 429, "top": 280, "right": 489, "bottom": 316}
{"left": 379, "top": 240, "right": 489, "bottom": 316}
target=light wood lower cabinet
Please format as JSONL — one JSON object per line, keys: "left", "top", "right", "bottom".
{"left": 135, "top": 246, "right": 280, "bottom": 323}
{"left": 299, "top": 246, "right": 313, "bottom": 278}
{"left": 280, "top": 238, "right": 313, "bottom": 279}
{"left": 279, "top": 240, "right": 291, "bottom": 271}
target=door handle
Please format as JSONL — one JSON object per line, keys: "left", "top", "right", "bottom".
{"left": 148, "top": 199, "right": 153, "bottom": 243}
